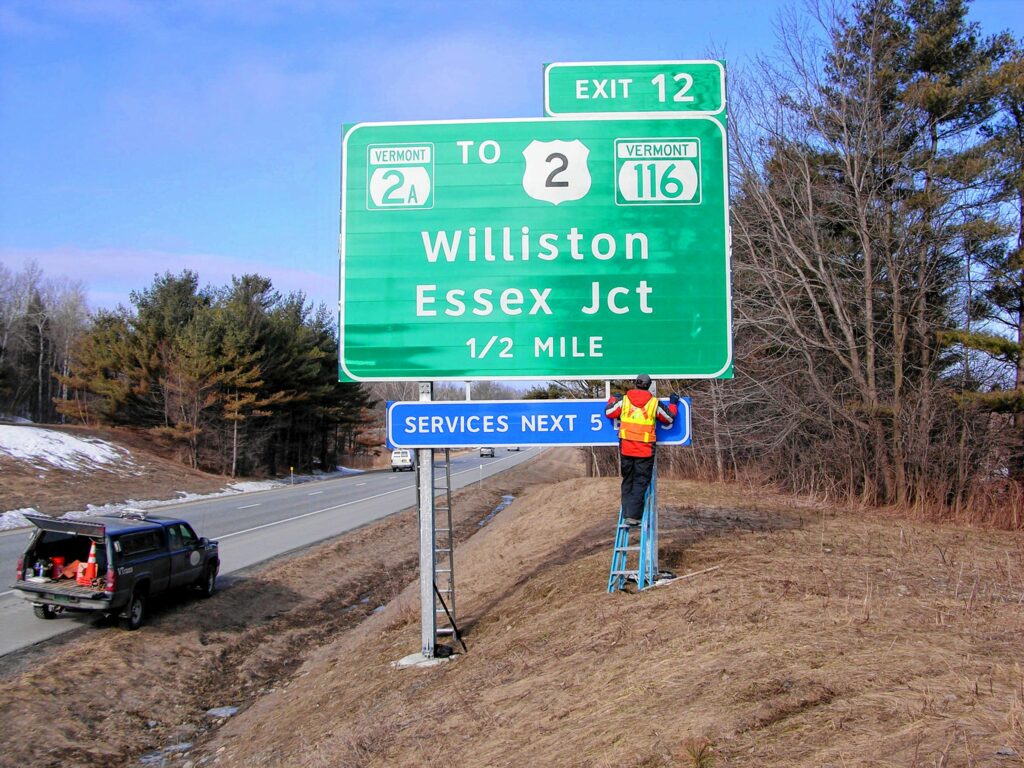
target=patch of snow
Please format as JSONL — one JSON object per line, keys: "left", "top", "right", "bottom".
{"left": 227, "top": 480, "right": 283, "bottom": 493}
{"left": 0, "top": 425, "right": 133, "bottom": 471}
{"left": 205, "top": 706, "right": 239, "bottom": 719}
{"left": 140, "top": 742, "right": 193, "bottom": 766}
{"left": 0, "top": 509, "right": 34, "bottom": 531}
{"left": 479, "top": 495, "right": 515, "bottom": 526}
{"left": 0, "top": 482, "right": 300, "bottom": 531}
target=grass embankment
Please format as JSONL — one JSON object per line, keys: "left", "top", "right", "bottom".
{"left": 198, "top": 464, "right": 1024, "bottom": 767}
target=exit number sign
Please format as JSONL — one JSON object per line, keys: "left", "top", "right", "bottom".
{"left": 544, "top": 60, "right": 725, "bottom": 117}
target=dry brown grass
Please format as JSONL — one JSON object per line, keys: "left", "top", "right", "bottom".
{"left": 676, "top": 736, "right": 716, "bottom": 767}
{"left": 188, "top": 471, "right": 1024, "bottom": 768}
{"left": 0, "top": 448, "right": 584, "bottom": 768}
{"left": 2, "top": 445, "right": 1022, "bottom": 768}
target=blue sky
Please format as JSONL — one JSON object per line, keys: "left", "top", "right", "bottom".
{"left": 1, "top": 0, "right": 1021, "bottom": 312}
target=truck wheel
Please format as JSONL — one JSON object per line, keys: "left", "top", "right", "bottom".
{"left": 33, "top": 604, "right": 57, "bottom": 620}
{"left": 119, "top": 588, "right": 146, "bottom": 631}
{"left": 197, "top": 565, "right": 217, "bottom": 598}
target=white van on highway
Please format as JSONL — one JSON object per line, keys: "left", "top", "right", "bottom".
{"left": 390, "top": 449, "right": 414, "bottom": 472}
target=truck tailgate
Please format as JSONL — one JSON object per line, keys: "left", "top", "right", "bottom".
{"left": 12, "top": 579, "right": 107, "bottom": 600}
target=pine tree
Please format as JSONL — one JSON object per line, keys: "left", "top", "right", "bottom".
{"left": 55, "top": 270, "right": 377, "bottom": 478}
{"left": 951, "top": 44, "right": 1024, "bottom": 478}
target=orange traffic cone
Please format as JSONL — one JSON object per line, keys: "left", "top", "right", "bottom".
{"left": 77, "top": 541, "right": 98, "bottom": 585}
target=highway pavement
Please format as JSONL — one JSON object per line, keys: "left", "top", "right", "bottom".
{"left": 0, "top": 447, "right": 538, "bottom": 657}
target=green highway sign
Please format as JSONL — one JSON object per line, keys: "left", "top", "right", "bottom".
{"left": 339, "top": 115, "right": 731, "bottom": 382}
{"left": 544, "top": 60, "right": 726, "bottom": 117}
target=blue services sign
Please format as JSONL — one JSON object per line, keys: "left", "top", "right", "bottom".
{"left": 386, "top": 398, "right": 690, "bottom": 448}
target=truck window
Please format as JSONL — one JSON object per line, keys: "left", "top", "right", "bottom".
{"left": 120, "top": 529, "right": 164, "bottom": 557}
{"left": 178, "top": 524, "right": 197, "bottom": 546}
{"left": 167, "top": 524, "right": 197, "bottom": 552}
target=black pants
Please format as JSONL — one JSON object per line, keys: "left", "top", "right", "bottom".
{"left": 620, "top": 452, "right": 654, "bottom": 521}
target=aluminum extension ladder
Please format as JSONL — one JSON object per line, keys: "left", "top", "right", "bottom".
{"left": 607, "top": 464, "right": 658, "bottom": 592}
{"left": 430, "top": 448, "right": 457, "bottom": 635}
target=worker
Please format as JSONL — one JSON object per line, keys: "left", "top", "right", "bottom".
{"left": 604, "top": 374, "right": 679, "bottom": 526}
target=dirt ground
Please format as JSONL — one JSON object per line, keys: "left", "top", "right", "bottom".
{"left": 1, "top": 447, "right": 1023, "bottom": 768}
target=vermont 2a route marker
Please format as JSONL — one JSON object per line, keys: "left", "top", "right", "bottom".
{"left": 339, "top": 115, "right": 731, "bottom": 381}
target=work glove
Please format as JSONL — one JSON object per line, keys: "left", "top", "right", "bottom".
{"left": 669, "top": 393, "right": 680, "bottom": 405}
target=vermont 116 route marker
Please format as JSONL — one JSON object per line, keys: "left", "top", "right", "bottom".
{"left": 339, "top": 115, "right": 731, "bottom": 381}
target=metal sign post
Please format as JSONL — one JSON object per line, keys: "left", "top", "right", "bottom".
{"left": 416, "top": 381, "right": 436, "bottom": 657}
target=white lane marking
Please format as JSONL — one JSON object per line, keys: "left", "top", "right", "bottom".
{"left": 0, "top": 590, "right": 13, "bottom": 597}
{"left": 307, "top": 491, "right": 323, "bottom": 496}
{"left": 219, "top": 485, "right": 414, "bottom": 539}
{"left": 356, "top": 482, "right": 367, "bottom": 486}
{"left": 238, "top": 503, "right": 260, "bottom": 509}
{"left": 216, "top": 448, "right": 535, "bottom": 541}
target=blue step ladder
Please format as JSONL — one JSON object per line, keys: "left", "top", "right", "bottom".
{"left": 608, "top": 465, "right": 658, "bottom": 592}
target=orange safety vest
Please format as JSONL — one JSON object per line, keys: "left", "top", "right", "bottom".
{"left": 618, "top": 395, "right": 659, "bottom": 444}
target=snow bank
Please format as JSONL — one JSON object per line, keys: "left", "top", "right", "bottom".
{"left": 0, "top": 425, "right": 132, "bottom": 471}
{"left": 1, "top": 509, "right": 34, "bottom": 532}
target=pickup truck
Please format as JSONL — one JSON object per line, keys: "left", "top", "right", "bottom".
{"left": 11, "top": 511, "right": 219, "bottom": 630}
